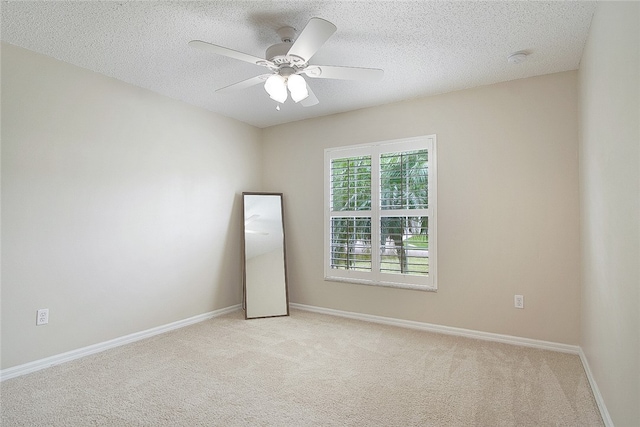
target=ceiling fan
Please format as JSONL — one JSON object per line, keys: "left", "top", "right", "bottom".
{"left": 189, "top": 17, "right": 384, "bottom": 107}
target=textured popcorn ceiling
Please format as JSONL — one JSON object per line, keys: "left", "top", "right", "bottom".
{"left": 1, "top": 1, "right": 596, "bottom": 128}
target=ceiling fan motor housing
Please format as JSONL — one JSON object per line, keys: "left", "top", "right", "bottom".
{"left": 266, "top": 43, "right": 290, "bottom": 62}
{"left": 266, "top": 43, "right": 307, "bottom": 67}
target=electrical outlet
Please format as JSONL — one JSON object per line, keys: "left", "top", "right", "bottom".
{"left": 514, "top": 295, "right": 524, "bottom": 309}
{"left": 36, "top": 308, "right": 49, "bottom": 326}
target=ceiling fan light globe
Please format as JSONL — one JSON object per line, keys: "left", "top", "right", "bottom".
{"left": 264, "top": 74, "right": 288, "bottom": 103}
{"left": 287, "top": 74, "right": 309, "bottom": 103}
{"left": 290, "top": 88, "right": 309, "bottom": 103}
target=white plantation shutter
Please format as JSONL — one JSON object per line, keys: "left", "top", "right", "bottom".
{"left": 325, "top": 136, "right": 437, "bottom": 290}
{"left": 330, "top": 155, "right": 371, "bottom": 212}
{"left": 380, "top": 150, "right": 428, "bottom": 210}
{"left": 330, "top": 217, "right": 372, "bottom": 272}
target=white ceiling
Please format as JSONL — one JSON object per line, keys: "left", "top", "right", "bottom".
{"left": 1, "top": 1, "right": 596, "bottom": 128}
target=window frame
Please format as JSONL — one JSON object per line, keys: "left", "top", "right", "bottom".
{"left": 324, "top": 135, "right": 437, "bottom": 291}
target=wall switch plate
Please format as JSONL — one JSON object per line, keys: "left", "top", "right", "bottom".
{"left": 36, "top": 308, "right": 49, "bottom": 325}
{"left": 514, "top": 295, "right": 524, "bottom": 309}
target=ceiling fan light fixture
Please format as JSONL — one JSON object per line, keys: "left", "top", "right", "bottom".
{"left": 192, "top": 17, "right": 383, "bottom": 109}
{"left": 287, "top": 74, "right": 309, "bottom": 102}
{"left": 264, "top": 74, "right": 288, "bottom": 103}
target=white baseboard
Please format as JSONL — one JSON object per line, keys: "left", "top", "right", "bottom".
{"left": 290, "top": 303, "right": 580, "bottom": 354}
{"left": 579, "top": 348, "right": 614, "bottom": 427}
{"left": 0, "top": 304, "right": 241, "bottom": 382}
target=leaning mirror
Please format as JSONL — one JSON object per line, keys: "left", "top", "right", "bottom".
{"left": 242, "top": 192, "right": 289, "bottom": 319}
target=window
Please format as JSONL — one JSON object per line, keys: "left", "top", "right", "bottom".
{"left": 324, "top": 135, "right": 437, "bottom": 291}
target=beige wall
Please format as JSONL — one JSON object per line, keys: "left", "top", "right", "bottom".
{"left": 1, "top": 44, "right": 262, "bottom": 369}
{"left": 263, "top": 71, "right": 581, "bottom": 345}
{"left": 579, "top": 2, "right": 640, "bottom": 425}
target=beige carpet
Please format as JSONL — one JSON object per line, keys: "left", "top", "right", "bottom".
{"left": 1, "top": 309, "right": 603, "bottom": 426}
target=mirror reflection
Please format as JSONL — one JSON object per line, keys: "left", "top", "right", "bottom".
{"left": 242, "top": 192, "right": 289, "bottom": 319}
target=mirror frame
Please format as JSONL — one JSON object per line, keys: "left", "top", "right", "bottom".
{"left": 241, "top": 192, "right": 290, "bottom": 319}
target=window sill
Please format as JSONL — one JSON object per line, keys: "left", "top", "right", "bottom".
{"left": 324, "top": 275, "right": 437, "bottom": 292}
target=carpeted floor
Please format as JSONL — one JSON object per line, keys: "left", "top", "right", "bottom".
{"left": 1, "top": 309, "right": 603, "bottom": 426}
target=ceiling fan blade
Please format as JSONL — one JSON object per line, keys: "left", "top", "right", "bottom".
{"left": 189, "top": 40, "right": 272, "bottom": 67}
{"left": 287, "top": 18, "right": 337, "bottom": 62}
{"left": 216, "top": 74, "right": 271, "bottom": 93}
{"left": 300, "top": 84, "right": 319, "bottom": 107}
{"left": 304, "top": 65, "right": 384, "bottom": 81}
